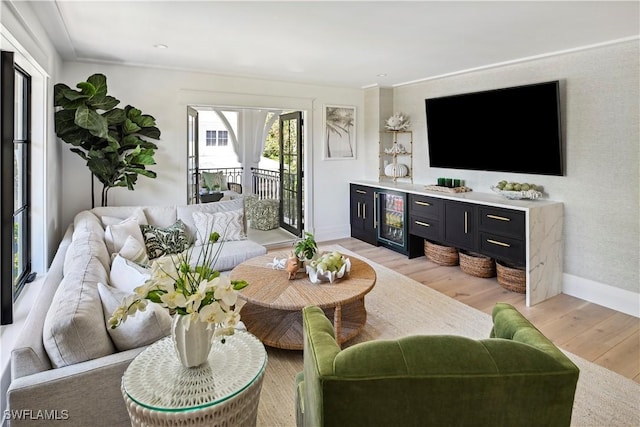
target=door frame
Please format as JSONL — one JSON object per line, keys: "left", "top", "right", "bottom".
{"left": 278, "top": 111, "right": 303, "bottom": 237}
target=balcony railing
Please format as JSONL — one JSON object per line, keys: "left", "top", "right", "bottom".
{"left": 199, "top": 167, "right": 243, "bottom": 185}
{"left": 251, "top": 167, "right": 280, "bottom": 200}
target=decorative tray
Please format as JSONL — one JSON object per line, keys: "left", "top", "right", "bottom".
{"left": 425, "top": 185, "right": 472, "bottom": 194}
{"left": 490, "top": 186, "right": 543, "bottom": 200}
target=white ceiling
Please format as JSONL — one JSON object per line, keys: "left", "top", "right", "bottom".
{"left": 30, "top": 1, "right": 639, "bottom": 88}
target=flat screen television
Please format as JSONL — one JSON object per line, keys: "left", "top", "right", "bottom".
{"left": 425, "top": 81, "right": 563, "bottom": 176}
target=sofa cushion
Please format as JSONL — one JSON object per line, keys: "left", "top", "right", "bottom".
{"left": 104, "top": 216, "right": 146, "bottom": 255}
{"left": 193, "top": 210, "right": 246, "bottom": 244}
{"left": 187, "top": 240, "right": 267, "bottom": 271}
{"left": 64, "top": 231, "right": 111, "bottom": 276}
{"left": 109, "top": 254, "right": 151, "bottom": 293}
{"left": 115, "top": 234, "right": 150, "bottom": 266}
{"left": 141, "top": 220, "right": 192, "bottom": 259}
{"left": 101, "top": 207, "right": 148, "bottom": 227}
{"left": 176, "top": 197, "right": 246, "bottom": 241}
{"left": 92, "top": 206, "right": 177, "bottom": 228}
{"left": 73, "top": 211, "right": 106, "bottom": 238}
{"left": 97, "top": 283, "right": 171, "bottom": 351}
{"left": 43, "top": 256, "right": 115, "bottom": 368}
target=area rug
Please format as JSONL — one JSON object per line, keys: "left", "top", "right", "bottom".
{"left": 256, "top": 245, "right": 640, "bottom": 426}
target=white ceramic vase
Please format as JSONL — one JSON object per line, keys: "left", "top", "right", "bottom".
{"left": 171, "top": 315, "right": 215, "bottom": 368}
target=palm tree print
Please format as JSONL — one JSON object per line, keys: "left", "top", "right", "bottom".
{"left": 325, "top": 106, "right": 354, "bottom": 158}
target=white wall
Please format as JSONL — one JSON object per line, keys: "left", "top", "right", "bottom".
{"left": 390, "top": 41, "right": 639, "bottom": 303}
{"left": 59, "top": 62, "right": 365, "bottom": 241}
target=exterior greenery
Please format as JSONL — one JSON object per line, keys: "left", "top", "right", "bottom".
{"left": 54, "top": 74, "right": 161, "bottom": 206}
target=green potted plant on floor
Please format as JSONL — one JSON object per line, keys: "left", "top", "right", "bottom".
{"left": 54, "top": 73, "right": 161, "bottom": 207}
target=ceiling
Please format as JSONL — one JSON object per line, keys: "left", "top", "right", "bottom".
{"left": 30, "top": 1, "right": 639, "bottom": 88}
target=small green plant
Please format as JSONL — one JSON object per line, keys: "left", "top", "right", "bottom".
{"left": 294, "top": 232, "right": 318, "bottom": 261}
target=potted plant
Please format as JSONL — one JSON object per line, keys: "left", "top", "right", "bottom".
{"left": 294, "top": 232, "right": 318, "bottom": 262}
{"left": 54, "top": 73, "right": 161, "bottom": 207}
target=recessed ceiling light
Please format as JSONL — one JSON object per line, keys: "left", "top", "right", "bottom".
{"left": 154, "top": 44, "right": 168, "bottom": 49}
{"left": 377, "top": 73, "right": 387, "bottom": 77}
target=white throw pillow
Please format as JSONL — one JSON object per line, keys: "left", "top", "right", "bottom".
{"left": 109, "top": 254, "right": 151, "bottom": 293}
{"left": 193, "top": 210, "right": 246, "bottom": 244}
{"left": 97, "top": 283, "right": 172, "bottom": 352}
{"left": 101, "top": 207, "right": 148, "bottom": 227}
{"left": 104, "top": 217, "right": 145, "bottom": 255}
{"left": 114, "top": 234, "right": 149, "bottom": 266}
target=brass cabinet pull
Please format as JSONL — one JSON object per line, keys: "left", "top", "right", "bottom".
{"left": 357, "top": 202, "right": 361, "bottom": 218}
{"left": 487, "top": 214, "right": 510, "bottom": 222}
{"left": 415, "top": 220, "right": 430, "bottom": 227}
{"left": 356, "top": 189, "right": 367, "bottom": 194}
{"left": 373, "top": 192, "right": 378, "bottom": 228}
{"left": 487, "top": 239, "right": 510, "bottom": 247}
{"left": 415, "top": 201, "right": 431, "bottom": 206}
{"left": 363, "top": 204, "right": 366, "bottom": 220}
{"left": 464, "top": 212, "right": 468, "bottom": 234}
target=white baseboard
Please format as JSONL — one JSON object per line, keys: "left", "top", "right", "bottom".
{"left": 313, "top": 225, "right": 351, "bottom": 243}
{"left": 563, "top": 273, "right": 639, "bottom": 318}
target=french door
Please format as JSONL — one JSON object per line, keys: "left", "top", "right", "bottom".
{"left": 187, "top": 106, "right": 199, "bottom": 204}
{"left": 279, "top": 112, "right": 303, "bottom": 237}
{"left": 1, "top": 51, "right": 32, "bottom": 324}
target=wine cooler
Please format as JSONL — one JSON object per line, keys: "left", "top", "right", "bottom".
{"left": 376, "top": 190, "right": 408, "bottom": 253}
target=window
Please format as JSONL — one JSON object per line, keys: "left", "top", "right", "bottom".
{"left": 1, "top": 51, "right": 32, "bottom": 325}
{"left": 205, "top": 130, "right": 228, "bottom": 147}
{"left": 205, "top": 130, "right": 216, "bottom": 146}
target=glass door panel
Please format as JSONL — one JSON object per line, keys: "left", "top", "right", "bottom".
{"left": 279, "top": 112, "right": 303, "bottom": 237}
{"left": 378, "top": 192, "right": 405, "bottom": 247}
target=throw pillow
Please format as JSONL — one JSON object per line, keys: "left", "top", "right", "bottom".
{"left": 202, "top": 171, "right": 228, "bottom": 191}
{"left": 97, "top": 283, "right": 172, "bottom": 352}
{"left": 192, "top": 210, "right": 246, "bottom": 244}
{"left": 114, "top": 234, "right": 149, "bottom": 266}
{"left": 109, "top": 254, "right": 151, "bottom": 293}
{"left": 140, "top": 220, "right": 192, "bottom": 259}
{"left": 101, "top": 207, "right": 148, "bottom": 227}
{"left": 104, "top": 217, "right": 146, "bottom": 255}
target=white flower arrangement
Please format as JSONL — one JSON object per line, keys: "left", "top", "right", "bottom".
{"left": 385, "top": 113, "right": 411, "bottom": 131}
{"left": 109, "top": 231, "right": 248, "bottom": 337}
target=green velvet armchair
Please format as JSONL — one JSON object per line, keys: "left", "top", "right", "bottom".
{"left": 295, "top": 303, "right": 579, "bottom": 427}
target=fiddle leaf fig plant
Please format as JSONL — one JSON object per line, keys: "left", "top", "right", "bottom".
{"left": 54, "top": 73, "right": 161, "bottom": 207}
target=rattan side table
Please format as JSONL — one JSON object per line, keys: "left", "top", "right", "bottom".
{"left": 121, "top": 331, "right": 267, "bottom": 427}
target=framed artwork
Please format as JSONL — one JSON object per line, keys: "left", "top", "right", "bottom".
{"left": 324, "top": 105, "right": 356, "bottom": 160}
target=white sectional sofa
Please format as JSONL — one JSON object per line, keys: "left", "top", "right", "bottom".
{"left": 7, "top": 198, "right": 267, "bottom": 426}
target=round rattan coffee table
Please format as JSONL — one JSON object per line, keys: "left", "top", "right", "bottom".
{"left": 230, "top": 250, "right": 376, "bottom": 350}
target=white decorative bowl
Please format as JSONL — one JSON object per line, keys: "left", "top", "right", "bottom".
{"left": 306, "top": 257, "right": 351, "bottom": 284}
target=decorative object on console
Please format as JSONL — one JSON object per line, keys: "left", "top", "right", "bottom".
{"left": 492, "top": 180, "right": 543, "bottom": 200}
{"left": 54, "top": 74, "right": 161, "bottom": 207}
{"left": 424, "top": 184, "right": 472, "bottom": 194}
{"left": 384, "top": 112, "right": 411, "bottom": 131}
{"left": 108, "top": 231, "right": 249, "bottom": 368}
{"left": 306, "top": 251, "right": 351, "bottom": 284}
{"left": 384, "top": 162, "right": 410, "bottom": 178}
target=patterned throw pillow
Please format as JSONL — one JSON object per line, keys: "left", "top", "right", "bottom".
{"left": 140, "top": 220, "right": 192, "bottom": 259}
{"left": 202, "top": 171, "right": 228, "bottom": 191}
{"left": 192, "top": 210, "right": 246, "bottom": 244}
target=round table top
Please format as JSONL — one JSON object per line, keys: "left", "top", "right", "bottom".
{"left": 230, "top": 249, "right": 376, "bottom": 310}
{"left": 122, "top": 331, "right": 266, "bottom": 412}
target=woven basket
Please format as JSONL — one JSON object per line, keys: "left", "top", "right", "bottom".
{"left": 459, "top": 251, "right": 496, "bottom": 278}
{"left": 424, "top": 240, "right": 459, "bottom": 266}
{"left": 496, "top": 260, "right": 526, "bottom": 293}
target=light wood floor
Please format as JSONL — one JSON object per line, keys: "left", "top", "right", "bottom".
{"left": 271, "top": 237, "right": 640, "bottom": 383}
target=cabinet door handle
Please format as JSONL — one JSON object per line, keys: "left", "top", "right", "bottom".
{"left": 464, "top": 211, "right": 468, "bottom": 234}
{"left": 415, "top": 201, "right": 431, "bottom": 206}
{"left": 415, "top": 220, "right": 430, "bottom": 227}
{"left": 357, "top": 202, "right": 361, "bottom": 218}
{"left": 373, "top": 192, "right": 378, "bottom": 228}
{"left": 363, "top": 204, "right": 366, "bottom": 220}
{"left": 487, "top": 239, "right": 510, "bottom": 248}
{"left": 487, "top": 214, "right": 510, "bottom": 222}
{"left": 356, "top": 189, "right": 367, "bottom": 194}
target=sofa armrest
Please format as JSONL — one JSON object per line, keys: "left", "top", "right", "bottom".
{"left": 7, "top": 347, "right": 145, "bottom": 426}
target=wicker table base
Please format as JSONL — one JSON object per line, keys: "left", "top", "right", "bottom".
{"left": 231, "top": 250, "right": 376, "bottom": 350}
